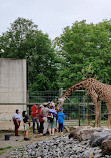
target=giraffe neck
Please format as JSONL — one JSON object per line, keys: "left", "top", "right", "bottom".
{"left": 59, "top": 97, "right": 66, "bottom": 104}
{"left": 61, "top": 78, "right": 93, "bottom": 99}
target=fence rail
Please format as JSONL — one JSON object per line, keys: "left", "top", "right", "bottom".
{"left": 0, "top": 90, "right": 108, "bottom": 127}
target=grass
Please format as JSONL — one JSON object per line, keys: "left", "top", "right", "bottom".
{"left": 0, "top": 151, "right": 5, "bottom": 155}
{"left": 0, "top": 146, "right": 12, "bottom": 151}
{"left": 13, "top": 146, "right": 24, "bottom": 150}
{"left": 0, "top": 146, "right": 12, "bottom": 156}
{"left": 64, "top": 119, "right": 107, "bottom": 127}
{"left": 79, "top": 119, "right": 107, "bottom": 126}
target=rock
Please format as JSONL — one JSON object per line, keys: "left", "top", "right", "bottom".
{"left": 83, "top": 151, "right": 94, "bottom": 158}
{"left": 101, "top": 135, "right": 111, "bottom": 155}
{"left": 69, "top": 131, "right": 74, "bottom": 139}
{"left": 64, "top": 126, "right": 70, "bottom": 132}
{"left": 69, "top": 126, "right": 103, "bottom": 141}
{"left": 10, "top": 127, "right": 111, "bottom": 158}
{"left": 90, "top": 131, "right": 111, "bottom": 147}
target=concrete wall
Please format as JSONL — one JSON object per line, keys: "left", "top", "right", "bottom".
{"left": 0, "top": 58, "right": 27, "bottom": 122}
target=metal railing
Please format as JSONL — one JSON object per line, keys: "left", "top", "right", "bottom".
{"left": 0, "top": 90, "right": 108, "bottom": 127}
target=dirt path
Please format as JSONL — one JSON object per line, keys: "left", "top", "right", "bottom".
{"left": 0, "top": 129, "right": 66, "bottom": 158}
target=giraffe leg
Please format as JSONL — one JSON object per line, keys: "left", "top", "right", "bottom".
{"left": 107, "top": 110, "right": 111, "bottom": 128}
{"left": 106, "top": 103, "right": 111, "bottom": 128}
{"left": 92, "top": 99, "right": 99, "bottom": 127}
{"left": 89, "top": 90, "right": 99, "bottom": 127}
{"left": 95, "top": 103, "right": 99, "bottom": 127}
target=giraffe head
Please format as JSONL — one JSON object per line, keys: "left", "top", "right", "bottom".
{"left": 57, "top": 97, "right": 65, "bottom": 109}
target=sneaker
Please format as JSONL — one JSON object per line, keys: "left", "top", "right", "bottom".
{"left": 43, "top": 134, "right": 46, "bottom": 136}
{"left": 24, "top": 137, "right": 29, "bottom": 141}
{"left": 39, "top": 133, "right": 43, "bottom": 135}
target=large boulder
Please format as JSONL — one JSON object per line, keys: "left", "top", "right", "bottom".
{"left": 89, "top": 131, "right": 111, "bottom": 147}
{"left": 69, "top": 126, "right": 103, "bottom": 141}
{"left": 101, "top": 135, "right": 111, "bottom": 155}
{"left": 69, "top": 126, "right": 83, "bottom": 139}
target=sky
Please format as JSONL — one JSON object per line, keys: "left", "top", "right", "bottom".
{"left": 0, "top": 0, "right": 111, "bottom": 40}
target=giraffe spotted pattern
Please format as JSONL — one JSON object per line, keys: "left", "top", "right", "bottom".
{"left": 57, "top": 78, "right": 111, "bottom": 128}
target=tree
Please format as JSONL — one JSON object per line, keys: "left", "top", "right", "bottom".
{"left": 0, "top": 17, "right": 58, "bottom": 91}
{"left": 55, "top": 20, "right": 111, "bottom": 89}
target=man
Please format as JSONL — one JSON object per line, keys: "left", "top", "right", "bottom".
{"left": 41, "top": 102, "right": 49, "bottom": 136}
{"left": 31, "top": 104, "right": 39, "bottom": 134}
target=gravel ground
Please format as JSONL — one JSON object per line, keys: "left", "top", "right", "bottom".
{"left": 1, "top": 128, "right": 111, "bottom": 158}
{"left": 10, "top": 134, "right": 111, "bottom": 158}
{"left": 0, "top": 130, "right": 54, "bottom": 158}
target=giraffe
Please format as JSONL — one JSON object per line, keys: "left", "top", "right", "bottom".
{"left": 57, "top": 78, "right": 111, "bottom": 128}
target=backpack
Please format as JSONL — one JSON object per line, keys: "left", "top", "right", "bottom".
{"left": 47, "top": 112, "right": 54, "bottom": 122}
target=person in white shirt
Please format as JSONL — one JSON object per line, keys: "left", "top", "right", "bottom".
{"left": 13, "top": 109, "right": 21, "bottom": 136}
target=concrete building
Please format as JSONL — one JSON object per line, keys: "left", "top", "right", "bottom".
{"left": 0, "top": 58, "right": 27, "bottom": 129}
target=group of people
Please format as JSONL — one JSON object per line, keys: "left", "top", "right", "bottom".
{"left": 12, "top": 101, "right": 65, "bottom": 140}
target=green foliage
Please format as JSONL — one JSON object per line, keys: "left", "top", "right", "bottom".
{"left": 55, "top": 19, "right": 111, "bottom": 88}
{"left": 70, "top": 112, "right": 78, "bottom": 119}
{"left": 1, "top": 18, "right": 111, "bottom": 93}
{"left": 0, "top": 17, "right": 58, "bottom": 92}
{"left": 0, "top": 146, "right": 12, "bottom": 150}
{"left": 0, "top": 151, "right": 4, "bottom": 156}
{"left": 29, "top": 91, "right": 45, "bottom": 103}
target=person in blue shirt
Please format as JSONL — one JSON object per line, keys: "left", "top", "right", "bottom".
{"left": 58, "top": 108, "right": 65, "bottom": 134}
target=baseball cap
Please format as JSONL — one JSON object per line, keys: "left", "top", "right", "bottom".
{"left": 59, "top": 108, "right": 62, "bottom": 111}
{"left": 43, "top": 102, "right": 48, "bottom": 106}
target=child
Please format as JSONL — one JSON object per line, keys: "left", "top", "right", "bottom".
{"left": 58, "top": 108, "right": 65, "bottom": 134}
{"left": 22, "top": 111, "right": 30, "bottom": 140}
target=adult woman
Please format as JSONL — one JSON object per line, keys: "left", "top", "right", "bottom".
{"left": 13, "top": 109, "right": 21, "bottom": 136}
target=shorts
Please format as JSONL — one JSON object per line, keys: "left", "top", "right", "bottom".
{"left": 48, "top": 118, "right": 56, "bottom": 128}
{"left": 24, "top": 123, "right": 29, "bottom": 131}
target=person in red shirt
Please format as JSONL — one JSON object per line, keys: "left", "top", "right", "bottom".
{"left": 31, "top": 104, "right": 39, "bottom": 134}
